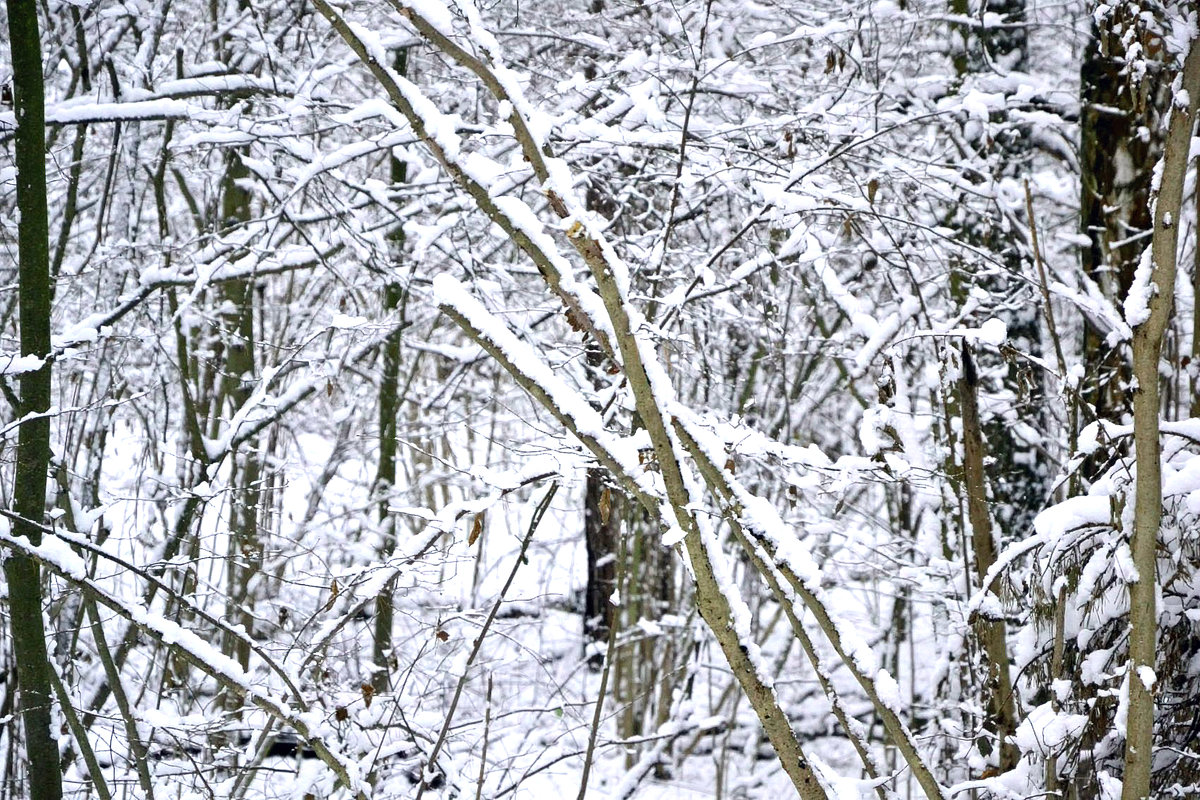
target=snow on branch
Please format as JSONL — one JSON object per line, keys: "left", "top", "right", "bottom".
{"left": 309, "top": 0, "right": 621, "bottom": 365}
{"left": 0, "top": 518, "right": 369, "bottom": 799}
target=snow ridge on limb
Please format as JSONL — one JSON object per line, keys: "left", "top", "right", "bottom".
{"left": 403, "top": 4, "right": 946, "bottom": 795}
{"left": 430, "top": 273, "right": 677, "bottom": 527}
{"left": 342, "top": 0, "right": 954, "bottom": 795}
{"left": 308, "top": 0, "right": 620, "bottom": 367}
{"left": 670, "top": 412, "right": 948, "bottom": 800}
{"left": 29, "top": 518, "right": 307, "bottom": 702}
{"left": 676, "top": 429, "right": 896, "bottom": 800}
{"left": 429, "top": 274, "right": 831, "bottom": 798}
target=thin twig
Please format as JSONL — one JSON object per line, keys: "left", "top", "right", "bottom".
{"left": 475, "top": 674, "right": 493, "bottom": 800}
{"left": 415, "top": 482, "right": 559, "bottom": 797}
{"left": 645, "top": 0, "right": 716, "bottom": 324}
{"left": 1023, "top": 180, "right": 1067, "bottom": 376}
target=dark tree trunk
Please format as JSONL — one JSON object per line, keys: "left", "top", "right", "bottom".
{"left": 3, "top": 1, "right": 64, "bottom": 798}
{"left": 1079, "top": 11, "right": 1169, "bottom": 425}
{"left": 583, "top": 468, "right": 618, "bottom": 668}
{"left": 373, "top": 48, "right": 411, "bottom": 694}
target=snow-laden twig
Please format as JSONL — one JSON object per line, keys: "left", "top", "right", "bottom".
{"left": 309, "top": 0, "right": 621, "bottom": 365}
{"left": 430, "top": 273, "right": 831, "bottom": 797}
{"left": 0, "top": 520, "right": 369, "bottom": 799}
{"left": 413, "top": 482, "right": 557, "bottom": 798}
{"left": 671, "top": 413, "right": 945, "bottom": 800}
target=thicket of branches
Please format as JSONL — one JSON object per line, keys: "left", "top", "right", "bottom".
{"left": 2, "top": 0, "right": 1200, "bottom": 798}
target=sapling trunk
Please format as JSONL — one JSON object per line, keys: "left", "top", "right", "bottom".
{"left": 1121, "top": 39, "right": 1200, "bottom": 800}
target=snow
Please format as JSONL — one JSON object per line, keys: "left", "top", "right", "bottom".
{"left": 1033, "top": 495, "right": 1111, "bottom": 540}
{"left": 402, "top": 0, "right": 458, "bottom": 37}
{"left": 0, "top": 353, "right": 45, "bottom": 375}
{"left": 15, "top": 1, "right": 1200, "bottom": 798}
{"left": 874, "top": 668, "right": 902, "bottom": 710}
{"left": 430, "top": 273, "right": 659, "bottom": 506}
{"left": 975, "top": 318, "right": 1008, "bottom": 345}
{"left": 917, "top": 317, "right": 1008, "bottom": 346}
{"left": 859, "top": 405, "right": 892, "bottom": 456}
{"left": 1, "top": 99, "right": 202, "bottom": 128}
{"left": 1013, "top": 702, "right": 1087, "bottom": 754}
{"left": 1124, "top": 247, "right": 1157, "bottom": 327}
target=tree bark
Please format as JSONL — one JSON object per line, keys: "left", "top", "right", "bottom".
{"left": 372, "top": 50, "right": 410, "bottom": 692}
{"left": 582, "top": 468, "right": 618, "bottom": 668}
{"left": 1121, "top": 37, "right": 1200, "bottom": 800}
{"left": 1080, "top": 10, "right": 1170, "bottom": 426}
{"left": 2, "top": 1, "right": 64, "bottom": 798}
{"left": 958, "top": 343, "right": 1018, "bottom": 771}
{"left": 218, "top": 147, "right": 262, "bottom": 699}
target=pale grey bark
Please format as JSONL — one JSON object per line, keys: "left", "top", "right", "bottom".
{"left": 1121, "top": 39, "right": 1200, "bottom": 800}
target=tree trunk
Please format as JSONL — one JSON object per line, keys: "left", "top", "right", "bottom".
{"left": 1121, "top": 37, "right": 1200, "bottom": 800}
{"left": 945, "top": 0, "right": 1046, "bottom": 538}
{"left": 372, "top": 50, "right": 410, "bottom": 692}
{"left": 2, "top": 1, "right": 64, "bottom": 798}
{"left": 1079, "top": 10, "right": 1169, "bottom": 427}
{"left": 219, "top": 148, "right": 262, "bottom": 689}
{"left": 958, "top": 343, "right": 1019, "bottom": 771}
{"left": 583, "top": 467, "right": 618, "bottom": 668}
